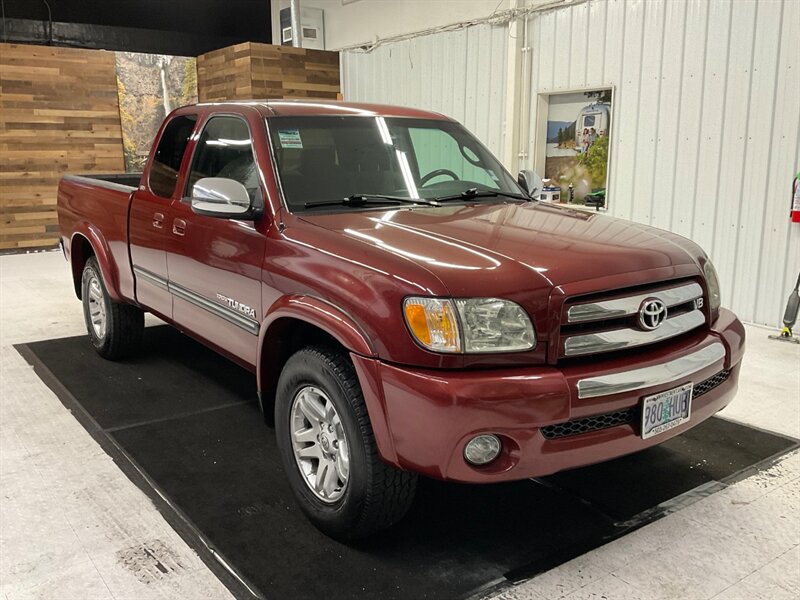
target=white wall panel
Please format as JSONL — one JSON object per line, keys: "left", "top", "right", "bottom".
{"left": 526, "top": 0, "right": 799, "bottom": 326}
{"left": 341, "top": 24, "right": 509, "bottom": 158}
{"left": 340, "top": 0, "right": 797, "bottom": 327}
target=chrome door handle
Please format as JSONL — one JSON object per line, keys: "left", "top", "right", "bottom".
{"left": 153, "top": 212, "right": 164, "bottom": 229}
{"left": 172, "top": 219, "right": 186, "bottom": 236}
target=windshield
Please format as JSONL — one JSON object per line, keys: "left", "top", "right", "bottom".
{"left": 268, "top": 116, "right": 522, "bottom": 211}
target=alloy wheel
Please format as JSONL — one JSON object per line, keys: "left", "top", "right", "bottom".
{"left": 87, "top": 275, "right": 107, "bottom": 340}
{"left": 289, "top": 385, "right": 350, "bottom": 503}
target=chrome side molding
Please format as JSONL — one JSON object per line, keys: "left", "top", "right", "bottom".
{"left": 133, "top": 266, "right": 260, "bottom": 335}
{"left": 563, "top": 309, "right": 706, "bottom": 356}
{"left": 567, "top": 282, "right": 703, "bottom": 323}
{"left": 576, "top": 342, "right": 726, "bottom": 399}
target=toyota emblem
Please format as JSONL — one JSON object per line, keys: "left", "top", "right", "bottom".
{"left": 638, "top": 298, "right": 667, "bottom": 330}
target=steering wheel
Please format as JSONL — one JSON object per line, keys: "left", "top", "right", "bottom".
{"left": 419, "top": 169, "right": 460, "bottom": 187}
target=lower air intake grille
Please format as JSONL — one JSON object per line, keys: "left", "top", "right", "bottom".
{"left": 541, "top": 408, "right": 636, "bottom": 440}
{"left": 540, "top": 368, "right": 732, "bottom": 440}
{"left": 692, "top": 369, "right": 731, "bottom": 398}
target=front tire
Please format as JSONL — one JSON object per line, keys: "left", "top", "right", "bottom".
{"left": 275, "top": 346, "right": 417, "bottom": 540}
{"left": 81, "top": 257, "right": 144, "bottom": 360}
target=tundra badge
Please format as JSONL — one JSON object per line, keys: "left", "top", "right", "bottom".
{"left": 216, "top": 293, "right": 256, "bottom": 319}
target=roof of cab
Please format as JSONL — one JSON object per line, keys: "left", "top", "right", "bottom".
{"left": 194, "top": 99, "right": 453, "bottom": 120}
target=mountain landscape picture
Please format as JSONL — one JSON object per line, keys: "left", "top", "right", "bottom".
{"left": 115, "top": 52, "right": 198, "bottom": 172}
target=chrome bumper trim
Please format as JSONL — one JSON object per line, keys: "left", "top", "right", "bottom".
{"left": 563, "top": 309, "right": 706, "bottom": 357}
{"left": 567, "top": 282, "right": 703, "bottom": 323}
{"left": 576, "top": 342, "right": 726, "bottom": 399}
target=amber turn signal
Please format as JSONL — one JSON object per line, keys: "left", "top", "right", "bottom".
{"left": 403, "top": 297, "right": 461, "bottom": 353}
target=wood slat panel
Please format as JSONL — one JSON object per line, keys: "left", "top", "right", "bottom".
{"left": 197, "top": 42, "right": 340, "bottom": 102}
{"left": 0, "top": 43, "right": 125, "bottom": 250}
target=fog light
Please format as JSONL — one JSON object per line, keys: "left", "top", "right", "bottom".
{"left": 464, "top": 434, "right": 502, "bottom": 465}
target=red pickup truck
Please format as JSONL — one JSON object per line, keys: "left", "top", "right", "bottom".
{"left": 58, "top": 100, "right": 744, "bottom": 540}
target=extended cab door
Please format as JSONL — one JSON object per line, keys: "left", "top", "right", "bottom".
{"left": 166, "top": 113, "right": 267, "bottom": 367}
{"left": 129, "top": 113, "right": 197, "bottom": 318}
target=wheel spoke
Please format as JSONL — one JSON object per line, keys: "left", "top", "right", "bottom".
{"left": 297, "top": 391, "right": 327, "bottom": 424}
{"left": 323, "top": 459, "right": 341, "bottom": 497}
{"left": 335, "top": 445, "right": 349, "bottom": 481}
{"left": 292, "top": 426, "right": 317, "bottom": 444}
{"left": 316, "top": 458, "right": 339, "bottom": 498}
{"left": 313, "top": 460, "right": 329, "bottom": 494}
{"left": 297, "top": 444, "right": 322, "bottom": 460}
{"left": 324, "top": 399, "right": 337, "bottom": 423}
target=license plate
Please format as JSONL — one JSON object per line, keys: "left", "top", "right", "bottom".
{"left": 641, "top": 383, "right": 693, "bottom": 439}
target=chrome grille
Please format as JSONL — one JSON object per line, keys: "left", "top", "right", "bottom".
{"left": 561, "top": 281, "right": 705, "bottom": 358}
{"left": 541, "top": 368, "right": 731, "bottom": 440}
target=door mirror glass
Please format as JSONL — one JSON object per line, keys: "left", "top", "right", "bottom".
{"left": 191, "top": 177, "right": 253, "bottom": 218}
{"left": 517, "top": 169, "right": 544, "bottom": 198}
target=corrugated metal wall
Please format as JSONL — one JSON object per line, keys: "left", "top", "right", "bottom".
{"left": 340, "top": 0, "right": 798, "bottom": 326}
{"left": 341, "top": 24, "right": 509, "bottom": 158}
{"left": 525, "top": 0, "right": 800, "bottom": 326}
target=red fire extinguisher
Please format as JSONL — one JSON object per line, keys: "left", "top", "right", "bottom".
{"left": 792, "top": 170, "right": 800, "bottom": 223}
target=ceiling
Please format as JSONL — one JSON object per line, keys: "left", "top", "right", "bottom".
{"left": 0, "top": 0, "right": 272, "bottom": 54}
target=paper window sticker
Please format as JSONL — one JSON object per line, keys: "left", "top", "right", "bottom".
{"left": 278, "top": 129, "right": 303, "bottom": 149}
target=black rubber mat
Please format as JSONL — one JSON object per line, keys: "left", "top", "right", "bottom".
{"left": 18, "top": 327, "right": 798, "bottom": 600}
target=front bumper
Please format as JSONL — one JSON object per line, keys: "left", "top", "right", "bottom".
{"left": 352, "top": 308, "right": 745, "bottom": 483}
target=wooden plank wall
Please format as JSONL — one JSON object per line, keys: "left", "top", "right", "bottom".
{"left": 0, "top": 41, "right": 338, "bottom": 250}
{"left": 197, "top": 42, "right": 340, "bottom": 102}
{"left": 0, "top": 43, "right": 125, "bottom": 251}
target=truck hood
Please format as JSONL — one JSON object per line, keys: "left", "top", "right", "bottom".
{"left": 299, "top": 201, "right": 703, "bottom": 297}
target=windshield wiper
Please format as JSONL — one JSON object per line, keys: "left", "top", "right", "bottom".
{"left": 305, "top": 194, "right": 439, "bottom": 209}
{"left": 432, "top": 188, "right": 530, "bottom": 203}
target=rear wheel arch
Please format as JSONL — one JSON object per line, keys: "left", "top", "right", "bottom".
{"left": 70, "top": 233, "right": 95, "bottom": 299}
{"left": 70, "top": 229, "right": 121, "bottom": 301}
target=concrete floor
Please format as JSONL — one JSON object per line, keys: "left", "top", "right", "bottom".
{"left": 1, "top": 250, "right": 798, "bottom": 600}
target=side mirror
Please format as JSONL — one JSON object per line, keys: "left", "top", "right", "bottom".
{"left": 190, "top": 177, "right": 258, "bottom": 219}
{"left": 518, "top": 170, "right": 544, "bottom": 199}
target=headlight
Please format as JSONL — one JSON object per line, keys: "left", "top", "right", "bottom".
{"left": 703, "top": 260, "right": 722, "bottom": 313}
{"left": 455, "top": 298, "right": 536, "bottom": 352}
{"left": 403, "top": 297, "right": 536, "bottom": 353}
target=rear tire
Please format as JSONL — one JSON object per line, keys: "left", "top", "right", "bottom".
{"left": 81, "top": 257, "right": 144, "bottom": 360}
{"left": 275, "top": 346, "right": 417, "bottom": 540}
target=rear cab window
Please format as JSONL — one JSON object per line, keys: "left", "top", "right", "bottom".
{"left": 148, "top": 114, "right": 197, "bottom": 198}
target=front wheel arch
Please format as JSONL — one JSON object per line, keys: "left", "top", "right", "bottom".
{"left": 257, "top": 316, "right": 351, "bottom": 423}
{"left": 256, "top": 297, "right": 376, "bottom": 416}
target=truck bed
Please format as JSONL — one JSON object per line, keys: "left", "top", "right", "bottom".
{"left": 57, "top": 173, "right": 143, "bottom": 303}
{"left": 63, "top": 173, "right": 143, "bottom": 191}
